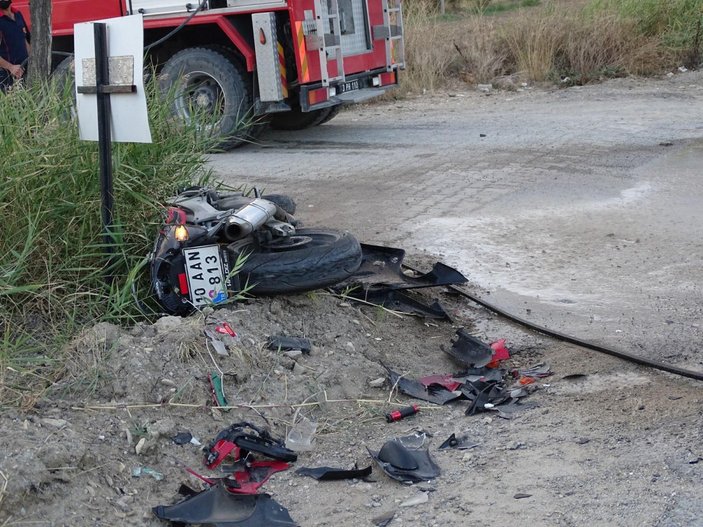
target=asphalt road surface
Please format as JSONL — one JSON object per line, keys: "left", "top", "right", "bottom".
{"left": 210, "top": 71, "right": 703, "bottom": 373}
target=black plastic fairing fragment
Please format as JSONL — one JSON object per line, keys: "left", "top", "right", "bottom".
{"left": 438, "top": 433, "right": 479, "bottom": 450}
{"left": 384, "top": 365, "right": 462, "bottom": 405}
{"left": 153, "top": 484, "right": 297, "bottom": 526}
{"left": 345, "top": 288, "right": 451, "bottom": 320}
{"left": 369, "top": 434, "right": 441, "bottom": 484}
{"left": 295, "top": 465, "right": 372, "bottom": 481}
{"left": 462, "top": 380, "right": 510, "bottom": 416}
{"left": 266, "top": 336, "right": 312, "bottom": 353}
{"left": 443, "top": 329, "right": 494, "bottom": 368}
{"left": 339, "top": 244, "right": 468, "bottom": 290}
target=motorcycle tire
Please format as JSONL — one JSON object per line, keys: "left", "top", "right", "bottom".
{"left": 234, "top": 228, "right": 362, "bottom": 295}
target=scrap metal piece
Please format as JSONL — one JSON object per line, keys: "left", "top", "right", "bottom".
{"left": 443, "top": 329, "right": 494, "bottom": 368}
{"left": 369, "top": 433, "right": 441, "bottom": 484}
{"left": 153, "top": 484, "right": 297, "bottom": 526}
{"left": 339, "top": 244, "right": 468, "bottom": 290}
{"left": 384, "top": 365, "right": 462, "bottom": 405}
{"left": 295, "top": 465, "right": 372, "bottom": 481}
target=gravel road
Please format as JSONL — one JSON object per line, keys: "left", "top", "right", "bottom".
{"left": 211, "top": 72, "right": 703, "bottom": 372}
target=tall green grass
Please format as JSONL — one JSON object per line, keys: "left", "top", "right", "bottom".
{"left": 0, "top": 80, "right": 213, "bottom": 407}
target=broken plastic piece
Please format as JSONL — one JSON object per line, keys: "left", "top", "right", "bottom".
{"left": 209, "top": 372, "right": 229, "bottom": 408}
{"left": 344, "top": 288, "right": 451, "bottom": 320}
{"left": 266, "top": 336, "right": 312, "bottom": 353}
{"left": 369, "top": 433, "right": 441, "bottom": 484}
{"left": 438, "top": 433, "right": 478, "bottom": 450}
{"left": 285, "top": 415, "right": 317, "bottom": 452}
{"left": 486, "top": 339, "right": 510, "bottom": 368}
{"left": 216, "top": 322, "right": 238, "bottom": 337}
{"left": 519, "top": 363, "right": 552, "bottom": 378}
{"left": 462, "top": 380, "right": 510, "bottom": 416}
{"left": 418, "top": 374, "right": 463, "bottom": 392}
{"left": 205, "top": 422, "right": 297, "bottom": 469}
{"left": 295, "top": 465, "right": 372, "bottom": 481}
{"left": 341, "top": 244, "right": 468, "bottom": 290}
{"left": 384, "top": 364, "right": 462, "bottom": 406}
{"left": 153, "top": 483, "right": 296, "bottom": 526}
{"left": 132, "top": 466, "right": 164, "bottom": 481}
{"left": 205, "top": 329, "right": 229, "bottom": 357}
{"left": 443, "top": 329, "right": 494, "bottom": 368}
{"left": 373, "top": 510, "right": 396, "bottom": 527}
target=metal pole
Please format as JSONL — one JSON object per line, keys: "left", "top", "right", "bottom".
{"left": 93, "top": 23, "right": 115, "bottom": 281}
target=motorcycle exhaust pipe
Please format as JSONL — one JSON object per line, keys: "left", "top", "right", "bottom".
{"left": 224, "top": 198, "right": 278, "bottom": 241}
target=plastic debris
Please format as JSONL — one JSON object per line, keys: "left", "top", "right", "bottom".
{"left": 204, "top": 329, "right": 228, "bottom": 357}
{"left": 438, "top": 433, "right": 478, "bottom": 450}
{"left": 443, "top": 329, "right": 494, "bottom": 368}
{"left": 373, "top": 510, "right": 396, "bottom": 527}
{"left": 384, "top": 364, "right": 462, "bottom": 405}
{"left": 153, "top": 483, "right": 296, "bottom": 526}
{"left": 208, "top": 372, "right": 229, "bottom": 409}
{"left": 486, "top": 339, "right": 510, "bottom": 368}
{"left": 285, "top": 415, "right": 317, "bottom": 452}
{"left": 295, "top": 465, "right": 372, "bottom": 481}
{"left": 216, "top": 322, "right": 237, "bottom": 338}
{"left": 266, "top": 335, "right": 312, "bottom": 354}
{"left": 132, "top": 466, "right": 164, "bottom": 481}
{"left": 172, "top": 432, "right": 201, "bottom": 446}
{"left": 369, "top": 433, "right": 441, "bottom": 484}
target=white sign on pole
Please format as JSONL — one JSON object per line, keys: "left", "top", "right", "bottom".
{"left": 74, "top": 15, "right": 152, "bottom": 143}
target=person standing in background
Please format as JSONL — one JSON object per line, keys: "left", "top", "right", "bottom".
{"left": 0, "top": 0, "right": 30, "bottom": 92}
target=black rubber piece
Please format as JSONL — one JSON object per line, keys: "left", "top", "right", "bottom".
{"left": 234, "top": 228, "right": 362, "bottom": 295}
{"left": 159, "top": 47, "right": 254, "bottom": 150}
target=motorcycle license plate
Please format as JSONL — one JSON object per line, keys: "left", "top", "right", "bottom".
{"left": 182, "top": 245, "right": 228, "bottom": 307}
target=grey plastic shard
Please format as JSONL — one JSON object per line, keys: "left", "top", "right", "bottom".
{"left": 369, "top": 433, "right": 441, "bottom": 484}
{"left": 443, "top": 329, "right": 494, "bottom": 368}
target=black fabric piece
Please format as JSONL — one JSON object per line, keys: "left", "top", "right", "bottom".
{"left": 346, "top": 288, "right": 450, "bottom": 320}
{"left": 369, "top": 435, "right": 441, "bottom": 484}
{"left": 266, "top": 336, "right": 312, "bottom": 353}
{"left": 153, "top": 484, "right": 297, "bottom": 526}
{"left": 295, "top": 465, "right": 372, "bottom": 481}
{"left": 338, "top": 244, "right": 467, "bottom": 290}
{"left": 438, "top": 433, "right": 478, "bottom": 450}
{"left": 443, "top": 329, "right": 494, "bottom": 368}
{"left": 384, "top": 365, "right": 461, "bottom": 406}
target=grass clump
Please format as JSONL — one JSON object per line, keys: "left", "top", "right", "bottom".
{"left": 0, "top": 80, "right": 214, "bottom": 408}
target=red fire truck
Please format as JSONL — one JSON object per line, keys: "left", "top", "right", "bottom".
{"left": 14, "top": 0, "right": 404, "bottom": 148}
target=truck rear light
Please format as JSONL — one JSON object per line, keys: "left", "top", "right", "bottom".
{"left": 329, "top": 87, "right": 337, "bottom": 97}
{"left": 308, "top": 87, "right": 329, "bottom": 106}
{"left": 372, "top": 76, "right": 381, "bottom": 87}
{"left": 379, "top": 71, "right": 397, "bottom": 86}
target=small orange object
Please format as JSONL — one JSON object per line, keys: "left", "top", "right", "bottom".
{"left": 519, "top": 376, "right": 536, "bottom": 386}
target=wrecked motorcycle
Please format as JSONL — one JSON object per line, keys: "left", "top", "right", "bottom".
{"left": 150, "top": 187, "right": 362, "bottom": 315}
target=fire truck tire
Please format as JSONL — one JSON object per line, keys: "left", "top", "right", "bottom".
{"left": 269, "top": 104, "right": 339, "bottom": 130}
{"left": 234, "top": 228, "right": 362, "bottom": 295}
{"left": 52, "top": 56, "right": 75, "bottom": 92}
{"left": 160, "top": 47, "right": 255, "bottom": 150}
{"left": 317, "top": 105, "right": 341, "bottom": 125}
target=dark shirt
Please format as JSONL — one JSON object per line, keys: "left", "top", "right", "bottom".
{"left": 0, "top": 9, "right": 30, "bottom": 66}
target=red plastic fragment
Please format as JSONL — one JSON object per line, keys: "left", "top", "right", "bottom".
{"left": 418, "top": 374, "right": 463, "bottom": 392}
{"left": 178, "top": 273, "right": 189, "bottom": 295}
{"left": 216, "top": 322, "right": 237, "bottom": 337}
{"left": 486, "top": 339, "right": 510, "bottom": 368}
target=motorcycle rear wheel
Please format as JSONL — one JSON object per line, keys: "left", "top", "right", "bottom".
{"left": 233, "top": 228, "right": 362, "bottom": 295}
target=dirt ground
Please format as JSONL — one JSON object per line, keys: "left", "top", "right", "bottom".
{"left": 2, "top": 74, "right": 703, "bottom": 526}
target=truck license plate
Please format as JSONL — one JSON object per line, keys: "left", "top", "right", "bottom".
{"left": 338, "top": 79, "right": 360, "bottom": 93}
{"left": 183, "top": 245, "right": 228, "bottom": 307}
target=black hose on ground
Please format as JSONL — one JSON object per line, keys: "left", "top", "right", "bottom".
{"left": 444, "top": 284, "right": 703, "bottom": 381}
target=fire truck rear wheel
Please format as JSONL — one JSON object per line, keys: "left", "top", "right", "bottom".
{"left": 233, "top": 228, "right": 362, "bottom": 295}
{"left": 160, "top": 47, "right": 255, "bottom": 150}
{"left": 269, "top": 104, "right": 341, "bottom": 130}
